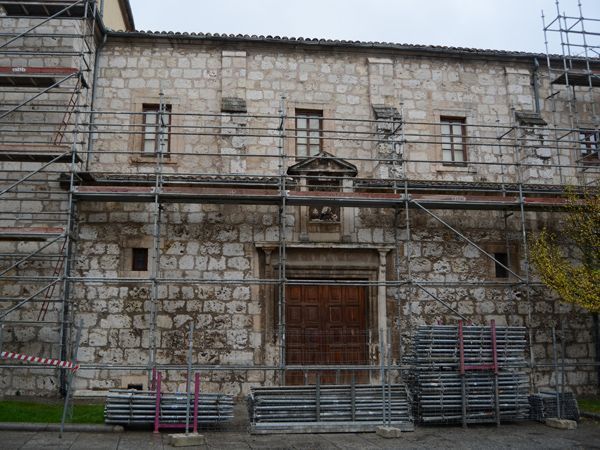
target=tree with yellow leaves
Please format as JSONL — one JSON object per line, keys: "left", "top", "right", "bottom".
{"left": 529, "top": 189, "right": 600, "bottom": 313}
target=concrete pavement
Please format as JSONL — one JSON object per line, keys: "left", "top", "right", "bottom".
{"left": 1, "top": 419, "right": 600, "bottom": 449}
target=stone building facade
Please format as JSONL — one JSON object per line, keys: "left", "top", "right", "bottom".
{"left": 0, "top": 0, "right": 598, "bottom": 397}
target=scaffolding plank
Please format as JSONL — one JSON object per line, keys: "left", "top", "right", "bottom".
{"left": 0, "top": 144, "right": 79, "bottom": 162}
{"left": 0, "top": 0, "right": 87, "bottom": 18}
{"left": 551, "top": 71, "right": 600, "bottom": 87}
{"left": 0, "top": 227, "right": 64, "bottom": 240}
{"left": 73, "top": 185, "right": 281, "bottom": 204}
{"left": 0, "top": 67, "right": 80, "bottom": 88}
{"left": 71, "top": 185, "right": 571, "bottom": 210}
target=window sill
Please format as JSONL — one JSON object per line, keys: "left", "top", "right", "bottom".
{"left": 435, "top": 163, "right": 476, "bottom": 173}
{"left": 120, "top": 270, "right": 150, "bottom": 278}
{"left": 130, "top": 156, "right": 177, "bottom": 165}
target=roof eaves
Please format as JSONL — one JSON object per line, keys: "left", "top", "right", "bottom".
{"left": 109, "top": 30, "right": 600, "bottom": 65}
{"left": 106, "top": 30, "right": 559, "bottom": 61}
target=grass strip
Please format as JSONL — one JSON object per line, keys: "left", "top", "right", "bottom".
{"left": 0, "top": 401, "right": 104, "bottom": 424}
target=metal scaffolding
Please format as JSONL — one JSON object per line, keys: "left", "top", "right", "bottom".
{"left": 543, "top": 0, "right": 600, "bottom": 186}
{"left": 0, "top": 0, "right": 597, "bottom": 431}
{"left": 0, "top": 0, "right": 97, "bottom": 393}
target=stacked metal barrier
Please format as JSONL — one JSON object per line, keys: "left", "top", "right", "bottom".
{"left": 529, "top": 391, "right": 580, "bottom": 422}
{"left": 104, "top": 389, "right": 234, "bottom": 426}
{"left": 248, "top": 384, "right": 413, "bottom": 433}
{"left": 410, "top": 324, "right": 530, "bottom": 424}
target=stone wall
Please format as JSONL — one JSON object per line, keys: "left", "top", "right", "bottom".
{"left": 53, "top": 199, "right": 596, "bottom": 397}
{"left": 0, "top": 26, "right": 597, "bottom": 398}
{"left": 88, "top": 38, "right": 597, "bottom": 186}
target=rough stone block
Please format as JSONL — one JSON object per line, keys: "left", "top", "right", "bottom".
{"left": 167, "top": 433, "right": 205, "bottom": 447}
{"left": 376, "top": 426, "right": 403, "bottom": 438}
{"left": 545, "top": 418, "right": 577, "bottom": 430}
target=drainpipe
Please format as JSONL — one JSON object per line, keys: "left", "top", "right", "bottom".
{"left": 532, "top": 57, "right": 541, "bottom": 114}
{"left": 86, "top": 33, "right": 107, "bottom": 171}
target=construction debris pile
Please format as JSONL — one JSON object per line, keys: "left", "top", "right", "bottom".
{"left": 248, "top": 384, "right": 413, "bottom": 433}
{"left": 409, "top": 323, "right": 530, "bottom": 424}
{"left": 529, "top": 391, "right": 580, "bottom": 422}
{"left": 104, "top": 389, "right": 234, "bottom": 426}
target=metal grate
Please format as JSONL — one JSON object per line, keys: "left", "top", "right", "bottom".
{"left": 248, "top": 384, "right": 413, "bottom": 433}
{"left": 409, "top": 324, "right": 530, "bottom": 424}
{"left": 104, "top": 389, "right": 234, "bottom": 426}
{"left": 529, "top": 391, "right": 580, "bottom": 422}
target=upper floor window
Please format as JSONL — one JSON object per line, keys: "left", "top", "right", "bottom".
{"left": 579, "top": 129, "right": 599, "bottom": 158}
{"left": 440, "top": 117, "right": 467, "bottom": 164}
{"left": 142, "top": 103, "right": 171, "bottom": 155}
{"left": 296, "top": 109, "right": 322, "bottom": 157}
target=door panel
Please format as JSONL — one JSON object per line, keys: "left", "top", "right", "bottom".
{"left": 285, "top": 284, "right": 368, "bottom": 385}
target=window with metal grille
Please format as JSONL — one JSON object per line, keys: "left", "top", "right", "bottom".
{"left": 142, "top": 103, "right": 171, "bottom": 155}
{"left": 440, "top": 117, "right": 467, "bottom": 164}
{"left": 131, "top": 248, "right": 149, "bottom": 271}
{"left": 295, "top": 109, "right": 323, "bottom": 157}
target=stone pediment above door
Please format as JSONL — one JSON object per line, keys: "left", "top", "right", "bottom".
{"left": 287, "top": 151, "right": 358, "bottom": 177}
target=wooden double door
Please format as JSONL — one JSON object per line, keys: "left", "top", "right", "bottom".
{"left": 285, "top": 284, "right": 368, "bottom": 385}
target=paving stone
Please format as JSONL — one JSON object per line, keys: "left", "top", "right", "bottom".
{"left": 545, "top": 418, "right": 578, "bottom": 430}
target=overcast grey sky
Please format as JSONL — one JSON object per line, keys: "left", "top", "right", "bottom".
{"left": 128, "top": 0, "right": 600, "bottom": 54}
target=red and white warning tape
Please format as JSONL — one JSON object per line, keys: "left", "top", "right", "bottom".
{"left": 0, "top": 351, "right": 79, "bottom": 371}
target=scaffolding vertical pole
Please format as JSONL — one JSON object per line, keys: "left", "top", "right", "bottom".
{"left": 555, "top": 1, "right": 578, "bottom": 132}
{"left": 153, "top": 372, "right": 162, "bottom": 433}
{"left": 379, "top": 327, "right": 385, "bottom": 424}
{"left": 59, "top": 77, "right": 83, "bottom": 397}
{"left": 542, "top": 7, "right": 569, "bottom": 187}
{"left": 560, "top": 319, "right": 566, "bottom": 415}
{"left": 387, "top": 326, "right": 393, "bottom": 425}
{"left": 400, "top": 105, "right": 413, "bottom": 381}
{"left": 552, "top": 326, "right": 561, "bottom": 419}
{"left": 393, "top": 103, "right": 405, "bottom": 370}
{"left": 459, "top": 320, "right": 467, "bottom": 428}
{"left": 59, "top": 319, "right": 82, "bottom": 438}
{"left": 58, "top": 3, "right": 89, "bottom": 390}
{"left": 193, "top": 372, "right": 200, "bottom": 434}
{"left": 512, "top": 114, "right": 536, "bottom": 392}
{"left": 577, "top": 0, "right": 598, "bottom": 121}
{"left": 491, "top": 320, "right": 500, "bottom": 427}
{"left": 315, "top": 372, "right": 321, "bottom": 422}
{"left": 148, "top": 87, "right": 166, "bottom": 385}
{"left": 498, "top": 112, "right": 515, "bottom": 322}
{"left": 277, "top": 95, "right": 287, "bottom": 385}
{"left": 185, "top": 321, "right": 194, "bottom": 435}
